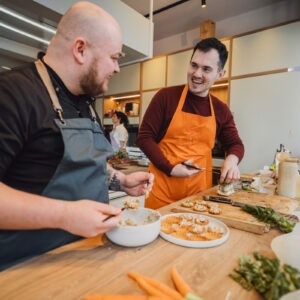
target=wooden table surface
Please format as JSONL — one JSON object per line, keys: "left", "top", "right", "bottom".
{"left": 0, "top": 189, "right": 281, "bottom": 300}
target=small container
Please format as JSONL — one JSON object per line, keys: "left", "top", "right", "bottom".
{"left": 277, "top": 157, "right": 299, "bottom": 198}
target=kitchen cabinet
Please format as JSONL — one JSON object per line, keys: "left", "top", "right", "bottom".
{"left": 142, "top": 56, "right": 166, "bottom": 90}
{"left": 107, "top": 63, "right": 140, "bottom": 95}
{"left": 231, "top": 21, "right": 300, "bottom": 76}
{"left": 167, "top": 49, "right": 192, "bottom": 86}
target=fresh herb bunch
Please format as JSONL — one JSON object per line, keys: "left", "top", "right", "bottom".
{"left": 241, "top": 204, "right": 296, "bottom": 233}
{"left": 229, "top": 251, "right": 300, "bottom": 300}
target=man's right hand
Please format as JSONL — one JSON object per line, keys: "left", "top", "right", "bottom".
{"left": 61, "top": 200, "right": 122, "bottom": 238}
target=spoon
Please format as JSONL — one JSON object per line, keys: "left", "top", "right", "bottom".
{"left": 103, "top": 207, "right": 125, "bottom": 222}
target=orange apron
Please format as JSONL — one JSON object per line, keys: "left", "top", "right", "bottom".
{"left": 145, "top": 85, "right": 216, "bottom": 209}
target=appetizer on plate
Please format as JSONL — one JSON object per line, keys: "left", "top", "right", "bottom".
{"left": 217, "top": 182, "right": 235, "bottom": 196}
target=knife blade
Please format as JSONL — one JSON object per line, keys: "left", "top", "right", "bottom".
{"left": 203, "top": 195, "right": 245, "bottom": 207}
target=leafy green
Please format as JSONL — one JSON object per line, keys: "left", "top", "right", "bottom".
{"left": 229, "top": 251, "right": 300, "bottom": 300}
{"left": 241, "top": 205, "right": 296, "bottom": 233}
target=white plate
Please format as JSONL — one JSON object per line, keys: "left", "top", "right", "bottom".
{"left": 159, "top": 213, "right": 230, "bottom": 248}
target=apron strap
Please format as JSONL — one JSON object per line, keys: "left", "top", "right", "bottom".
{"left": 35, "top": 59, "right": 98, "bottom": 124}
{"left": 35, "top": 59, "right": 65, "bottom": 124}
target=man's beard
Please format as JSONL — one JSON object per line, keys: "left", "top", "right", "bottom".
{"left": 80, "top": 59, "right": 104, "bottom": 96}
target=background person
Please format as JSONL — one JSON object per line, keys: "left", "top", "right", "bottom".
{"left": 110, "top": 111, "right": 129, "bottom": 152}
{"left": 0, "top": 1, "right": 153, "bottom": 270}
{"left": 137, "top": 38, "right": 244, "bottom": 209}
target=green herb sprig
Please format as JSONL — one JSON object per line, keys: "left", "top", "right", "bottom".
{"left": 229, "top": 251, "right": 300, "bottom": 300}
{"left": 241, "top": 205, "right": 296, "bottom": 233}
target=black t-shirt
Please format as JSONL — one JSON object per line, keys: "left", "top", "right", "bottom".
{"left": 0, "top": 61, "right": 100, "bottom": 195}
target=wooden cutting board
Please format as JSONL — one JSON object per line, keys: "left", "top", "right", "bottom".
{"left": 171, "top": 188, "right": 299, "bottom": 235}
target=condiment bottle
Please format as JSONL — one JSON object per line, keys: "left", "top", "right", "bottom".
{"left": 277, "top": 157, "right": 299, "bottom": 199}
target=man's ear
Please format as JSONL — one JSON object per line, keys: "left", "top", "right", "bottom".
{"left": 217, "top": 69, "right": 226, "bottom": 80}
{"left": 73, "top": 38, "right": 87, "bottom": 64}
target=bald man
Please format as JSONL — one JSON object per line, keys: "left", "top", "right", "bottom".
{"left": 0, "top": 1, "right": 153, "bottom": 270}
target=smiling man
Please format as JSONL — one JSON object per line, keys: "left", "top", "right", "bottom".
{"left": 137, "top": 38, "right": 244, "bottom": 209}
{"left": 0, "top": 1, "right": 153, "bottom": 270}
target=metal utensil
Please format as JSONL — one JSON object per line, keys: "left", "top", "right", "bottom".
{"left": 181, "top": 162, "right": 220, "bottom": 174}
{"left": 203, "top": 195, "right": 244, "bottom": 207}
{"left": 103, "top": 207, "right": 125, "bottom": 222}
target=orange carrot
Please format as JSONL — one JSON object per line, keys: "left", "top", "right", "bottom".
{"left": 83, "top": 295, "right": 162, "bottom": 300}
{"left": 128, "top": 271, "right": 182, "bottom": 300}
{"left": 170, "top": 267, "right": 193, "bottom": 297}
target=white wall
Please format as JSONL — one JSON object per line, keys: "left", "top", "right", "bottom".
{"left": 153, "top": 0, "right": 300, "bottom": 56}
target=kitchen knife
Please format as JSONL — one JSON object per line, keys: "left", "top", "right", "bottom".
{"left": 203, "top": 195, "right": 299, "bottom": 222}
{"left": 203, "top": 195, "right": 245, "bottom": 207}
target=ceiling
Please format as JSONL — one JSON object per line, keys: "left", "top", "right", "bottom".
{"left": 0, "top": 0, "right": 295, "bottom": 69}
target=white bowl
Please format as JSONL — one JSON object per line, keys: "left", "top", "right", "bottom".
{"left": 271, "top": 234, "right": 300, "bottom": 270}
{"left": 106, "top": 208, "right": 161, "bottom": 247}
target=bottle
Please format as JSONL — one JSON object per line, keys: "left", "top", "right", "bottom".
{"left": 277, "top": 157, "right": 299, "bottom": 198}
{"left": 274, "top": 144, "right": 290, "bottom": 179}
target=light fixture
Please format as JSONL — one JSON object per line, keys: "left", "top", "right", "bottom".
{"left": 0, "top": 6, "right": 56, "bottom": 34}
{"left": 201, "top": 0, "right": 206, "bottom": 8}
{"left": 0, "top": 22, "right": 50, "bottom": 45}
{"left": 112, "top": 94, "right": 140, "bottom": 101}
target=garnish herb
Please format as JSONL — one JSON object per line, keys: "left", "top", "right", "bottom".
{"left": 229, "top": 251, "right": 300, "bottom": 300}
{"left": 241, "top": 205, "right": 296, "bottom": 233}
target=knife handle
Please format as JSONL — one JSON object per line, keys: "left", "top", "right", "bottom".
{"left": 203, "top": 195, "right": 232, "bottom": 204}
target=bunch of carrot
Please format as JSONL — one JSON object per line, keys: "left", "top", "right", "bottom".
{"left": 84, "top": 267, "right": 203, "bottom": 300}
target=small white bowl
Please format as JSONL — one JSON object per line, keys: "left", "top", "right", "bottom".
{"left": 271, "top": 234, "right": 300, "bottom": 270}
{"left": 106, "top": 208, "right": 161, "bottom": 247}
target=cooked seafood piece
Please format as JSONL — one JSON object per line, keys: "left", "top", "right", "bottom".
{"left": 181, "top": 199, "right": 194, "bottom": 208}
{"left": 193, "top": 204, "right": 208, "bottom": 212}
{"left": 122, "top": 198, "right": 140, "bottom": 209}
{"left": 208, "top": 206, "right": 222, "bottom": 215}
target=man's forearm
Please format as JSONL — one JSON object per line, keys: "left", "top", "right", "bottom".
{"left": 0, "top": 182, "right": 66, "bottom": 230}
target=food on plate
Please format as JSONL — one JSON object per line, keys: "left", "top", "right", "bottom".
{"left": 208, "top": 205, "right": 222, "bottom": 215}
{"left": 217, "top": 182, "right": 235, "bottom": 196}
{"left": 193, "top": 204, "right": 208, "bottom": 212}
{"left": 161, "top": 214, "right": 225, "bottom": 241}
{"left": 122, "top": 198, "right": 140, "bottom": 209}
{"left": 181, "top": 199, "right": 194, "bottom": 208}
{"left": 180, "top": 198, "right": 222, "bottom": 216}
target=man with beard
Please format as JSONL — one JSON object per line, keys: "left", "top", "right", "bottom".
{"left": 0, "top": 1, "right": 153, "bottom": 270}
{"left": 137, "top": 38, "right": 244, "bottom": 209}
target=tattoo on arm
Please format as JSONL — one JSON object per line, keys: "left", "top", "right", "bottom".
{"left": 108, "top": 171, "right": 121, "bottom": 191}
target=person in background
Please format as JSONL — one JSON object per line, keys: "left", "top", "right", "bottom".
{"left": 0, "top": 1, "right": 153, "bottom": 270}
{"left": 110, "top": 111, "right": 129, "bottom": 152}
{"left": 137, "top": 37, "right": 244, "bottom": 209}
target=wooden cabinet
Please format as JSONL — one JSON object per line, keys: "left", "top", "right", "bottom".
{"left": 142, "top": 56, "right": 166, "bottom": 90}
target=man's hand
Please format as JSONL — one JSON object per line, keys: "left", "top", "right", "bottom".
{"left": 120, "top": 172, "right": 154, "bottom": 196}
{"left": 219, "top": 154, "right": 240, "bottom": 183}
{"left": 170, "top": 161, "right": 199, "bottom": 177}
{"left": 61, "top": 200, "right": 122, "bottom": 238}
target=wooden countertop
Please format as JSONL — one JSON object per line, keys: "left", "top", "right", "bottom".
{"left": 112, "top": 163, "right": 149, "bottom": 174}
{"left": 0, "top": 188, "right": 281, "bottom": 300}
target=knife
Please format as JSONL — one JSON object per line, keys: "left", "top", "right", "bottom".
{"left": 203, "top": 195, "right": 245, "bottom": 207}
{"left": 203, "top": 195, "right": 299, "bottom": 222}
{"left": 181, "top": 162, "right": 219, "bottom": 174}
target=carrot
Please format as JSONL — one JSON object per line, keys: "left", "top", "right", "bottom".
{"left": 170, "top": 267, "right": 193, "bottom": 297}
{"left": 83, "top": 295, "right": 162, "bottom": 300}
{"left": 128, "top": 271, "right": 182, "bottom": 300}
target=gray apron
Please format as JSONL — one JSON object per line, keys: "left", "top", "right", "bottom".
{"left": 0, "top": 60, "right": 113, "bottom": 270}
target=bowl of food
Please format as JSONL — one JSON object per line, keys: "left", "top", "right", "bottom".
{"left": 106, "top": 208, "right": 161, "bottom": 247}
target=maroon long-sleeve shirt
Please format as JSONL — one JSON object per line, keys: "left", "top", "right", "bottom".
{"left": 137, "top": 85, "right": 244, "bottom": 175}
